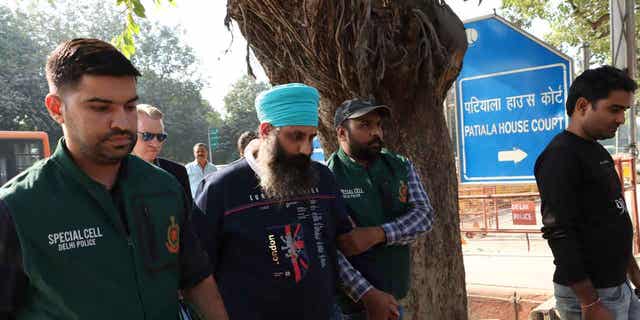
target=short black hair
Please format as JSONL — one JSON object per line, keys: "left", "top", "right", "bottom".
{"left": 237, "top": 131, "right": 258, "bottom": 156}
{"left": 46, "top": 38, "right": 141, "bottom": 93}
{"left": 566, "top": 65, "right": 637, "bottom": 116}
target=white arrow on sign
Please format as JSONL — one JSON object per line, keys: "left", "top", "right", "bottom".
{"left": 498, "top": 148, "right": 528, "bottom": 164}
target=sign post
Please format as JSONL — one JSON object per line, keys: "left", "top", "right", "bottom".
{"left": 456, "top": 15, "right": 573, "bottom": 184}
{"left": 208, "top": 128, "right": 219, "bottom": 163}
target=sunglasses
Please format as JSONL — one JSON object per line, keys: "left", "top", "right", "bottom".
{"left": 138, "top": 132, "right": 168, "bottom": 142}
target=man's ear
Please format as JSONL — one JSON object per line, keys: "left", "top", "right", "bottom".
{"left": 45, "top": 94, "right": 64, "bottom": 124}
{"left": 336, "top": 126, "right": 347, "bottom": 141}
{"left": 574, "top": 97, "right": 590, "bottom": 115}
{"left": 259, "top": 122, "right": 274, "bottom": 138}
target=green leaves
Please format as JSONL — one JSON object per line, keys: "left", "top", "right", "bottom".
{"left": 127, "top": 13, "right": 140, "bottom": 34}
{"left": 500, "top": 0, "right": 638, "bottom": 68}
{"left": 111, "top": 12, "right": 140, "bottom": 58}
{"left": 208, "top": 76, "right": 269, "bottom": 162}
{"left": 1, "top": 0, "right": 215, "bottom": 163}
{"left": 131, "top": 0, "right": 146, "bottom": 18}
{"left": 110, "top": 0, "right": 176, "bottom": 58}
{"left": 111, "top": 31, "right": 135, "bottom": 58}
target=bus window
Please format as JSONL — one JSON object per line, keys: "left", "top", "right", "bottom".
{"left": 14, "top": 140, "right": 45, "bottom": 172}
{"left": 0, "top": 131, "right": 50, "bottom": 185}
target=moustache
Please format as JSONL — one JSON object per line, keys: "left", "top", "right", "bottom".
{"left": 102, "top": 130, "right": 135, "bottom": 142}
{"left": 368, "top": 137, "right": 384, "bottom": 147}
{"left": 283, "top": 154, "right": 311, "bottom": 169}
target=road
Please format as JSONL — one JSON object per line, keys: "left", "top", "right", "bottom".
{"left": 463, "top": 233, "right": 554, "bottom": 293}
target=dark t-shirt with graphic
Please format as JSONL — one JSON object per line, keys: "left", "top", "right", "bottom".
{"left": 194, "top": 159, "right": 353, "bottom": 320}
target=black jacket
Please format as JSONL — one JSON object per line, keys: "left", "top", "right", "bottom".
{"left": 156, "top": 158, "right": 193, "bottom": 200}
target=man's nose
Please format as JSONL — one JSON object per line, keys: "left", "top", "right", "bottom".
{"left": 300, "top": 141, "right": 312, "bottom": 156}
{"left": 148, "top": 138, "right": 161, "bottom": 147}
{"left": 111, "top": 106, "right": 131, "bottom": 131}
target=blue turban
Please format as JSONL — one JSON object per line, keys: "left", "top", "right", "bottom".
{"left": 255, "top": 83, "right": 319, "bottom": 127}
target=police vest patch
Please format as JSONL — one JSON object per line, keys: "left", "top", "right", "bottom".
{"left": 165, "top": 216, "right": 180, "bottom": 254}
{"left": 399, "top": 180, "right": 408, "bottom": 203}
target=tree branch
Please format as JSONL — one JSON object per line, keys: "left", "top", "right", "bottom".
{"left": 566, "top": 0, "right": 605, "bottom": 31}
{"left": 591, "top": 13, "right": 609, "bottom": 30}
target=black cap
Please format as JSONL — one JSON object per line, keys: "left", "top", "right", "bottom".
{"left": 334, "top": 99, "right": 391, "bottom": 127}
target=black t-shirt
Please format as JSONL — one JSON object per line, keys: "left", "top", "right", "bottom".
{"left": 194, "top": 159, "right": 353, "bottom": 320}
{"left": 535, "top": 130, "right": 633, "bottom": 288}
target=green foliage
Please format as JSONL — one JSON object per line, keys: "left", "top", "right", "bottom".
{"left": 501, "top": 0, "right": 640, "bottom": 68}
{"left": 0, "top": 0, "right": 222, "bottom": 164}
{"left": 29, "top": 0, "right": 180, "bottom": 58}
{"left": 0, "top": 6, "right": 62, "bottom": 141}
{"left": 112, "top": 0, "right": 155, "bottom": 57}
{"left": 211, "top": 76, "right": 269, "bottom": 163}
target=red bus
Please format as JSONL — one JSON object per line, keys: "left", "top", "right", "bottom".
{"left": 0, "top": 131, "right": 51, "bottom": 185}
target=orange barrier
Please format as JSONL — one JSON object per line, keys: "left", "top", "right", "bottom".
{"left": 613, "top": 155, "right": 640, "bottom": 253}
{"left": 459, "top": 156, "right": 640, "bottom": 253}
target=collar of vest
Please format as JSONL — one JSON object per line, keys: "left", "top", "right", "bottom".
{"left": 51, "top": 138, "right": 130, "bottom": 190}
{"left": 336, "top": 148, "right": 385, "bottom": 171}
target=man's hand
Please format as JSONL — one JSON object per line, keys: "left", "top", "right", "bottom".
{"left": 338, "top": 227, "right": 386, "bottom": 256}
{"left": 582, "top": 301, "right": 613, "bottom": 320}
{"left": 361, "top": 288, "right": 400, "bottom": 320}
{"left": 627, "top": 255, "right": 640, "bottom": 290}
{"left": 183, "top": 276, "right": 229, "bottom": 320}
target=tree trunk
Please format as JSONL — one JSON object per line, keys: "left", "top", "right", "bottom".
{"left": 226, "top": 0, "right": 468, "bottom": 318}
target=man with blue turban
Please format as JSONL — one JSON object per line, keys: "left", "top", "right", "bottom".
{"left": 193, "top": 83, "right": 368, "bottom": 319}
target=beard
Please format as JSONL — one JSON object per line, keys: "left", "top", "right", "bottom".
{"left": 94, "top": 129, "right": 137, "bottom": 164}
{"left": 256, "top": 133, "right": 318, "bottom": 200}
{"left": 62, "top": 103, "right": 135, "bottom": 165}
{"left": 68, "top": 127, "right": 136, "bottom": 165}
{"left": 348, "top": 132, "right": 384, "bottom": 162}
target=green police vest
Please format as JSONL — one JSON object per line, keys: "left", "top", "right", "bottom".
{"left": 0, "top": 140, "right": 187, "bottom": 319}
{"left": 327, "top": 148, "right": 411, "bottom": 310}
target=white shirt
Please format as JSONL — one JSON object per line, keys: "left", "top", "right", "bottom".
{"left": 185, "top": 160, "right": 217, "bottom": 198}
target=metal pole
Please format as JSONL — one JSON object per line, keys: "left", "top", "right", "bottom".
{"left": 494, "top": 199, "right": 499, "bottom": 231}
{"left": 513, "top": 291, "right": 519, "bottom": 320}
{"left": 207, "top": 128, "right": 213, "bottom": 164}
{"left": 626, "top": 0, "right": 637, "bottom": 157}
{"left": 483, "top": 199, "right": 488, "bottom": 231}
{"left": 582, "top": 43, "right": 591, "bottom": 72}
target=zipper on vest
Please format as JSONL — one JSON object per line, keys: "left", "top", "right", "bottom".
{"left": 143, "top": 206, "right": 158, "bottom": 262}
{"left": 128, "top": 237, "right": 147, "bottom": 319}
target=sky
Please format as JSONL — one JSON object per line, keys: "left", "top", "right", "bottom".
{"left": 147, "top": 0, "right": 551, "bottom": 114}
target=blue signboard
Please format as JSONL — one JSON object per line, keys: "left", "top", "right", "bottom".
{"left": 311, "top": 137, "right": 325, "bottom": 163}
{"left": 457, "top": 15, "right": 572, "bottom": 184}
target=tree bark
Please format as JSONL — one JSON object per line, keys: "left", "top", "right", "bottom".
{"left": 226, "top": 0, "right": 468, "bottom": 318}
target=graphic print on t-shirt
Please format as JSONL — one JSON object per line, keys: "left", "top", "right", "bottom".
{"left": 600, "top": 159, "right": 628, "bottom": 216}
{"left": 615, "top": 197, "right": 628, "bottom": 215}
{"left": 266, "top": 223, "right": 309, "bottom": 283}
